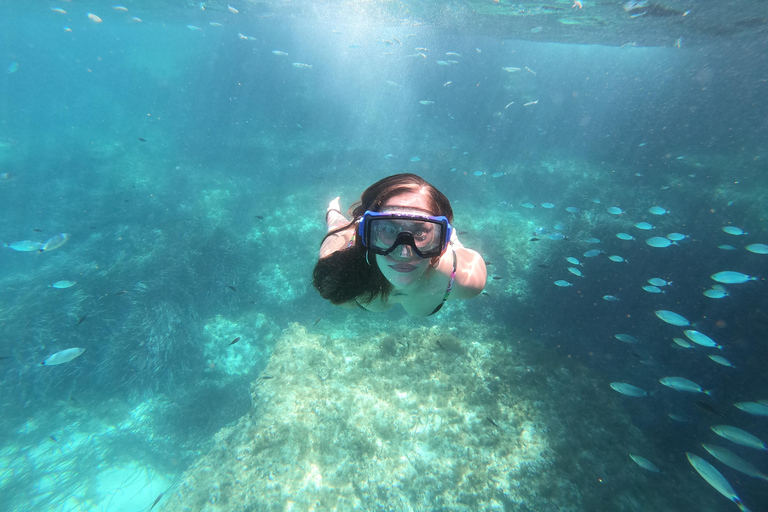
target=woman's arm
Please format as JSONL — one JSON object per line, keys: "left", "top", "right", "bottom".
{"left": 319, "top": 197, "right": 355, "bottom": 259}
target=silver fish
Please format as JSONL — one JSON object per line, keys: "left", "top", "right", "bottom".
{"left": 702, "top": 444, "right": 768, "bottom": 481}
{"left": 629, "top": 454, "right": 660, "bottom": 472}
{"left": 4, "top": 240, "right": 44, "bottom": 252}
{"left": 41, "top": 347, "right": 85, "bottom": 366}
{"left": 40, "top": 233, "right": 71, "bottom": 252}
{"left": 686, "top": 452, "right": 752, "bottom": 512}
{"left": 711, "top": 425, "right": 767, "bottom": 450}
{"left": 659, "top": 377, "right": 710, "bottom": 395}
{"left": 610, "top": 382, "right": 648, "bottom": 397}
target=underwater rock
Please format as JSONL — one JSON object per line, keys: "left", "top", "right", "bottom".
{"left": 159, "top": 323, "right": 568, "bottom": 511}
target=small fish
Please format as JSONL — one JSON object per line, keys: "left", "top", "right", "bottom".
{"left": 672, "top": 337, "right": 693, "bottom": 349}
{"left": 616, "top": 233, "right": 635, "bottom": 241}
{"left": 642, "top": 286, "right": 663, "bottom": 294}
{"left": 614, "top": 334, "right": 638, "bottom": 344}
{"left": 708, "top": 355, "right": 734, "bottom": 367}
{"left": 719, "top": 244, "right": 737, "bottom": 250}
{"left": 722, "top": 226, "right": 747, "bottom": 236}
{"left": 149, "top": 493, "right": 164, "bottom": 511}
{"left": 41, "top": 348, "right": 85, "bottom": 366}
{"left": 702, "top": 444, "right": 768, "bottom": 481}
{"left": 686, "top": 453, "right": 752, "bottom": 512}
{"left": 567, "top": 267, "right": 583, "bottom": 278}
{"left": 666, "top": 233, "right": 687, "bottom": 241}
{"left": 629, "top": 454, "right": 660, "bottom": 472}
{"left": 565, "top": 206, "right": 579, "bottom": 213}
{"left": 229, "top": 337, "right": 241, "bottom": 346}
{"left": 648, "top": 206, "right": 668, "bottom": 215}
{"left": 51, "top": 7, "right": 67, "bottom": 14}
{"left": 610, "top": 382, "right": 648, "bottom": 397}
{"left": 444, "top": 81, "right": 453, "bottom": 87}
{"left": 684, "top": 330, "right": 721, "bottom": 350}
{"left": 312, "top": 318, "right": 321, "bottom": 326}
{"left": 645, "top": 236, "right": 674, "bottom": 248}
{"left": 501, "top": 67, "right": 521, "bottom": 73}
{"left": 711, "top": 271, "right": 757, "bottom": 284}
{"left": 734, "top": 402, "right": 768, "bottom": 417}
{"left": 659, "top": 376, "right": 710, "bottom": 395}
{"left": 226, "top": 285, "right": 237, "bottom": 292}
{"left": 40, "top": 233, "right": 71, "bottom": 252}
{"left": 492, "top": 276, "right": 503, "bottom": 280}
{"left": 504, "top": 101, "right": 514, "bottom": 109}
{"left": 583, "top": 249, "right": 603, "bottom": 258}
{"left": 138, "top": 137, "right": 147, "bottom": 142}
{"left": 419, "top": 100, "right": 435, "bottom": 105}
{"left": 524, "top": 66, "right": 536, "bottom": 75}
{"left": 655, "top": 310, "right": 690, "bottom": 326}
{"left": 635, "top": 222, "right": 654, "bottom": 230}
{"left": 4, "top": 240, "right": 44, "bottom": 252}
{"left": 541, "top": 202, "right": 555, "bottom": 208}
{"left": 87, "top": 13, "right": 103, "bottom": 23}
{"left": 608, "top": 255, "right": 627, "bottom": 263}
{"left": 49, "top": 280, "right": 76, "bottom": 289}
{"left": 603, "top": 295, "right": 619, "bottom": 301}
{"left": 566, "top": 257, "right": 581, "bottom": 266}
{"left": 607, "top": 206, "right": 624, "bottom": 215}
{"left": 745, "top": 243, "right": 768, "bottom": 255}
{"left": 554, "top": 280, "right": 572, "bottom": 287}
{"left": 272, "top": 51, "right": 289, "bottom": 56}
{"left": 647, "top": 278, "right": 671, "bottom": 287}
{"left": 292, "top": 62, "right": 312, "bottom": 69}
{"left": 486, "top": 417, "right": 500, "bottom": 429}
{"left": 228, "top": 5, "right": 239, "bottom": 14}
{"left": 113, "top": 6, "right": 128, "bottom": 11}
{"left": 711, "top": 425, "right": 767, "bottom": 450}
{"left": 696, "top": 401, "right": 726, "bottom": 417}
{"left": 261, "top": 375, "right": 274, "bottom": 379}
{"left": 76, "top": 314, "right": 88, "bottom": 325}
{"left": 523, "top": 100, "right": 538, "bottom": 107}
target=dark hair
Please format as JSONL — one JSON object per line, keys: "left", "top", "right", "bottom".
{"left": 312, "top": 173, "right": 453, "bottom": 305}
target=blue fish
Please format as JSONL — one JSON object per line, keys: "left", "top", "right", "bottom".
{"left": 655, "top": 310, "right": 690, "bottom": 326}
{"left": 646, "top": 237, "right": 674, "bottom": 248}
{"left": 711, "top": 271, "right": 758, "bottom": 284}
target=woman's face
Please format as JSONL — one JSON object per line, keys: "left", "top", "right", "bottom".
{"left": 375, "top": 190, "right": 435, "bottom": 289}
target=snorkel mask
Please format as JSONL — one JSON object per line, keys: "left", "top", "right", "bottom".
{"left": 358, "top": 210, "right": 453, "bottom": 259}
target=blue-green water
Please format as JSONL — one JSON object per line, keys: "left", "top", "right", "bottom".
{"left": 1, "top": 2, "right": 766, "bottom": 511}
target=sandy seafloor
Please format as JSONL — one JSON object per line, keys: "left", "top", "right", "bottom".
{"left": 2, "top": 2, "right": 768, "bottom": 511}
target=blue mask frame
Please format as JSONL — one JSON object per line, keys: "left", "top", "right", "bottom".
{"left": 358, "top": 210, "right": 453, "bottom": 258}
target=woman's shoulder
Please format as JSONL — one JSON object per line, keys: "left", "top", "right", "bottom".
{"left": 450, "top": 245, "right": 487, "bottom": 299}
